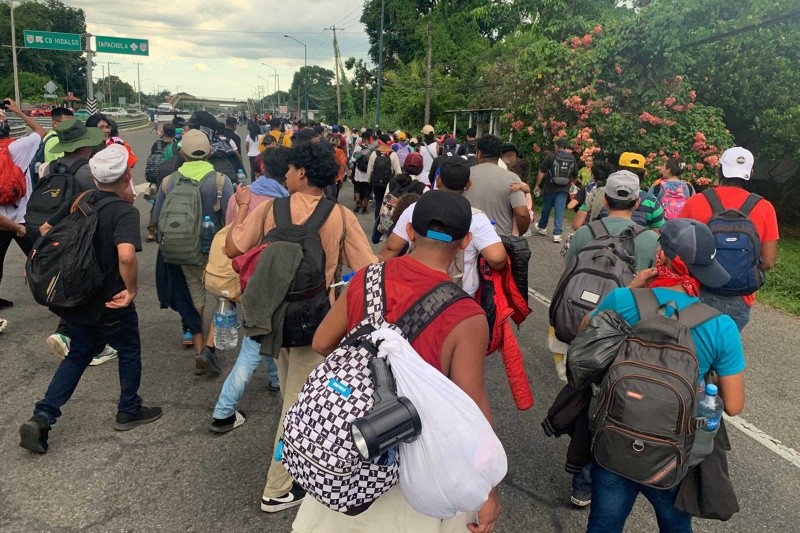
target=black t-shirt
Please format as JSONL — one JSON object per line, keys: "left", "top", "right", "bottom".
{"left": 538, "top": 150, "right": 576, "bottom": 193}
{"left": 226, "top": 128, "right": 242, "bottom": 154}
{"left": 572, "top": 186, "right": 587, "bottom": 212}
{"left": 48, "top": 190, "right": 142, "bottom": 322}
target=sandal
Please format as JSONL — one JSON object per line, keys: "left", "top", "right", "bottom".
{"left": 146, "top": 233, "right": 156, "bottom": 242}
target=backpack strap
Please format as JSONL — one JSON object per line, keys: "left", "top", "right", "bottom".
{"left": 213, "top": 172, "right": 225, "bottom": 212}
{"left": 739, "top": 193, "right": 763, "bottom": 216}
{"left": 587, "top": 219, "right": 608, "bottom": 239}
{"left": 674, "top": 301, "right": 721, "bottom": 329}
{"left": 393, "top": 281, "right": 470, "bottom": 343}
{"left": 701, "top": 188, "right": 725, "bottom": 214}
{"left": 363, "top": 262, "right": 387, "bottom": 323}
{"left": 631, "top": 288, "right": 662, "bottom": 318}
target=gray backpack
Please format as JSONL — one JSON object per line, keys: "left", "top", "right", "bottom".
{"left": 592, "top": 289, "right": 720, "bottom": 489}
{"left": 549, "top": 219, "right": 645, "bottom": 343}
{"left": 158, "top": 170, "right": 225, "bottom": 266}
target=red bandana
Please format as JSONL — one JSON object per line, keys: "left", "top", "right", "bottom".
{"left": 647, "top": 256, "right": 701, "bottom": 297}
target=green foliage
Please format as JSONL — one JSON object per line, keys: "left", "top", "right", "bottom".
{"left": 0, "top": 0, "right": 88, "bottom": 99}
{"left": 0, "top": 71, "right": 60, "bottom": 101}
{"left": 94, "top": 75, "right": 135, "bottom": 106}
{"left": 758, "top": 237, "right": 800, "bottom": 316}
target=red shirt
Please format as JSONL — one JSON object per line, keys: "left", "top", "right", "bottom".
{"left": 679, "top": 186, "right": 779, "bottom": 305}
{"left": 345, "top": 256, "right": 485, "bottom": 372}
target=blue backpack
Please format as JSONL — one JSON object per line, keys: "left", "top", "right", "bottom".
{"left": 702, "top": 189, "right": 765, "bottom": 296}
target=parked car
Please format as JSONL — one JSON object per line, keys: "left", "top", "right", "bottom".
{"left": 73, "top": 109, "right": 90, "bottom": 118}
{"left": 29, "top": 105, "right": 55, "bottom": 117}
{"left": 100, "top": 107, "right": 128, "bottom": 117}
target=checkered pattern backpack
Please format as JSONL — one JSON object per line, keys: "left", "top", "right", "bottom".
{"left": 281, "top": 262, "right": 469, "bottom": 514}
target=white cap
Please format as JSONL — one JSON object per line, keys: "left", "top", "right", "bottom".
{"left": 89, "top": 144, "right": 129, "bottom": 183}
{"left": 719, "top": 147, "right": 754, "bottom": 180}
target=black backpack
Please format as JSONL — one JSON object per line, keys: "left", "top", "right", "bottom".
{"left": 702, "top": 189, "right": 765, "bottom": 296}
{"left": 550, "top": 151, "right": 576, "bottom": 186}
{"left": 145, "top": 140, "right": 169, "bottom": 184}
{"left": 370, "top": 151, "right": 393, "bottom": 189}
{"left": 592, "top": 289, "right": 720, "bottom": 489}
{"left": 550, "top": 220, "right": 645, "bottom": 343}
{"left": 26, "top": 191, "right": 123, "bottom": 314}
{"left": 354, "top": 146, "right": 373, "bottom": 173}
{"left": 263, "top": 196, "right": 336, "bottom": 347}
{"left": 25, "top": 158, "right": 87, "bottom": 236}
{"left": 28, "top": 136, "right": 46, "bottom": 187}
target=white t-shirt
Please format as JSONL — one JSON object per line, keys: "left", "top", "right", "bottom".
{"left": 392, "top": 201, "right": 500, "bottom": 297}
{"left": 246, "top": 134, "right": 263, "bottom": 157}
{"left": 351, "top": 144, "right": 370, "bottom": 183}
{"left": 1, "top": 132, "right": 40, "bottom": 223}
{"left": 418, "top": 142, "right": 438, "bottom": 185}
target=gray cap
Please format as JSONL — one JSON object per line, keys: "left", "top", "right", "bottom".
{"left": 659, "top": 219, "right": 730, "bottom": 288}
{"left": 605, "top": 170, "right": 640, "bottom": 201}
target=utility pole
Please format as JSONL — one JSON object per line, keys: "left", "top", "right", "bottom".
{"left": 101, "top": 65, "right": 105, "bottom": 105}
{"left": 362, "top": 70, "right": 367, "bottom": 128}
{"left": 106, "top": 62, "right": 118, "bottom": 106}
{"left": 327, "top": 26, "right": 343, "bottom": 121}
{"left": 85, "top": 33, "right": 95, "bottom": 114}
{"left": 375, "top": 0, "right": 386, "bottom": 128}
{"left": 424, "top": 21, "right": 433, "bottom": 125}
{"left": 9, "top": 0, "right": 20, "bottom": 106}
{"left": 262, "top": 63, "right": 280, "bottom": 116}
{"left": 135, "top": 62, "right": 142, "bottom": 110}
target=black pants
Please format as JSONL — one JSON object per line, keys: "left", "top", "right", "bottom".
{"left": 372, "top": 185, "right": 386, "bottom": 217}
{"left": 249, "top": 155, "right": 258, "bottom": 182}
{"left": 0, "top": 229, "right": 33, "bottom": 293}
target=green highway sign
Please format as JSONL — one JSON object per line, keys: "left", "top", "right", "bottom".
{"left": 95, "top": 35, "right": 149, "bottom": 56}
{"left": 23, "top": 30, "right": 83, "bottom": 52}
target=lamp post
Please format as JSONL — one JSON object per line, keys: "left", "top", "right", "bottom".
{"left": 284, "top": 35, "right": 308, "bottom": 121}
{"left": 257, "top": 75, "right": 270, "bottom": 114}
{"left": 9, "top": 0, "right": 21, "bottom": 106}
{"left": 262, "top": 63, "right": 280, "bottom": 116}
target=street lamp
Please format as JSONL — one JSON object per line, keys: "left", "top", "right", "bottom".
{"left": 262, "top": 63, "right": 280, "bottom": 116}
{"left": 284, "top": 34, "right": 308, "bottom": 121}
{"left": 257, "top": 75, "right": 270, "bottom": 113}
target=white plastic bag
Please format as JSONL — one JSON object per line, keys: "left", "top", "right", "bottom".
{"left": 371, "top": 327, "right": 507, "bottom": 519}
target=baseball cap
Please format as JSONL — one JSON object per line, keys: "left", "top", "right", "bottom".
{"left": 412, "top": 190, "right": 472, "bottom": 243}
{"left": 181, "top": 129, "right": 211, "bottom": 159}
{"left": 89, "top": 144, "right": 129, "bottom": 183}
{"left": 659, "top": 219, "right": 730, "bottom": 288}
{"left": 605, "top": 170, "right": 640, "bottom": 201}
{"left": 618, "top": 152, "right": 645, "bottom": 169}
{"left": 396, "top": 131, "right": 407, "bottom": 141}
{"left": 162, "top": 123, "right": 176, "bottom": 137}
{"left": 437, "top": 156, "right": 471, "bottom": 191}
{"left": 719, "top": 147, "right": 754, "bottom": 180}
{"left": 402, "top": 152, "right": 424, "bottom": 175}
{"left": 442, "top": 137, "right": 457, "bottom": 150}
{"left": 421, "top": 124, "right": 435, "bottom": 135}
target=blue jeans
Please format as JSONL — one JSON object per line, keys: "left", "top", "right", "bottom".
{"left": 35, "top": 306, "right": 143, "bottom": 425}
{"left": 572, "top": 464, "right": 592, "bottom": 495}
{"left": 587, "top": 463, "right": 692, "bottom": 533}
{"left": 699, "top": 290, "right": 751, "bottom": 332}
{"left": 213, "top": 336, "right": 279, "bottom": 419}
{"left": 537, "top": 191, "right": 568, "bottom": 236}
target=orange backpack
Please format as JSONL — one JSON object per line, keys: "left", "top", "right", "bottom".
{"left": 0, "top": 138, "right": 27, "bottom": 206}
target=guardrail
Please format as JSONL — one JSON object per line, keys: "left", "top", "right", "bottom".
{"left": 8, "top": 113, "right": 150, "bottom": 138}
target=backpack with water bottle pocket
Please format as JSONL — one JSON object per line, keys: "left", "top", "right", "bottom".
{"left": 590, "top": 289, "right": 721, "bottom": 489}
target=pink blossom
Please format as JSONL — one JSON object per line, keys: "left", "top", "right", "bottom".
{"left": 511, "top": 120, "right": 524, "bottom": 131}
{"left": 689, "top": 90, "right": 697, "bottom": 101}
{"left": 505, "top": 112, "right": 514, "bottom": 120}
{"left": 526, "top": 126, "right": 535, "bottom": 135}
{"left": 672, "top": 104, "right": 686, "bottom": 112}
{"left": 638, "top": 128, "right": 648, "bottom": 135}
{"left": 570, "top": 37, "right": 582, "bottom": 49}
{"left": 686, "top": 103, "right": 695, "bottom": 110}
{"left": 582, "top": 34, "right": 593, "bottom": 46}
{"left": 600, "top": 107, "right": 611, "bottom": 115}
{"left": 663, "top": 96, "right": 677, "bottom": 107}
{"left": 695, "top": 163, "right": 704, "bottom": 171}
{"left": 592, "top": 24, "right": 603, "bottom": 35}
{"left": 615, "top": 64, "right": 624, "bottom": 75}
{"left": 533, "top": 143, "right": 541, "bottom": 153}
{"left": 704, "top": 155, "right": 720, "bottom": 166}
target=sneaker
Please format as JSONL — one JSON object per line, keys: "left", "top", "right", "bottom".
{"left": 114, "top": 405, "right": 163, "bottom": 431}
{"left": 536, "top": 226, "right": 548, "bottom": 236}
{"left": 210, "top": 410, "right": 246, "bottom": 434}
{"left": 522, "top": 230, "right": 532, "bottom": 237}
{"left": 0, "top": 297, "right": 12, "bottom": 310}
{"left": 571, "top": 490, "right": 591, "bottom": 508}
{"left": 0, "top": 318, "right": 7, "bottom": 334}
{"left": 261, "top": 482, "right": 306, "bottom": 513}
{"left": 266, "top": 382, "right": 280, "bottom": 393}
{"left": 182, "top": 330, "right": 194, "bottom": 347}
{"left": 89, "top": 345, "right": 118, "bottom": 366}
{"left": 553, "top": 235, "right": 563, "bottom": 243}
{"left": 352, "top": 205, "right": 360, "bottom": 213}
{"left": 194, "top": 360, "right": 206, "bottom": 376}
{"left": 46, "top": 333, "right": 70, "bottom": 358}
{"left": 19, "top": 414, "right": 50, "bottom": 454}
{"left": 360, "top": 207, "right": 368, "bottom": 214}
{"left": 195, "top": 347, "right": 222, "bottom": 377}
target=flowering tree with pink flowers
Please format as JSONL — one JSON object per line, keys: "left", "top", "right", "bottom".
{"left": 480, "top": 23, "right": 734, "bottom": 187}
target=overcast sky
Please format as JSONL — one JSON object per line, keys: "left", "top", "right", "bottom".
{"left": 70, "top": 0, "right": 370, "bottom": 102}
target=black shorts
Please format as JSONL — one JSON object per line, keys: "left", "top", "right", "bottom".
{"left": 354, "top": 181, "right": 371, "bottom": 197}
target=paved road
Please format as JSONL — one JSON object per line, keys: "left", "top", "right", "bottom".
{"left": 1, "top": 127, "right": 799, "bottom": 532}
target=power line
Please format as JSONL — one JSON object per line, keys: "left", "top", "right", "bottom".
{"left": 675, "top": 8, "right": 800, "bottom": 50}
{"left": 90, "top": 21, "right": 326, "bottom": 35}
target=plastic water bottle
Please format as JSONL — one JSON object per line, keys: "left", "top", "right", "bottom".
{"left": 236, "top": 168, "right": 247, "bottom": 184}
{"left": 697, "top": 383, "right": 724, "bottom": 432}
{"left": 213, "top": 298, "right": 239, "bottom": 350}
{"left": 200, "top": 215, "right": 216, "bottom": 255}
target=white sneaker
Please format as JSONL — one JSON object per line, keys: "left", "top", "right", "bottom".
{"left": 90, "top": 345, "right": 118, "bottom": 366}
{"left": 522, "top": 230, "right": 532, "bottom": 237}
{"left": 536, "top": 226, "right": 548, "bottom": 236}
{"left": 46, "top": 334, "right": 70, "bottom": 358}
{"left": 553, "top": 235, "right": 563, "bottom": 243}
{"left": 0, "top": 318, "right": 7, "bottom": 333}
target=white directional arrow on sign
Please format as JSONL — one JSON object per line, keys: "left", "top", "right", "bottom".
{"left": 131, "top": 43, "right": 138, "bottom": 51}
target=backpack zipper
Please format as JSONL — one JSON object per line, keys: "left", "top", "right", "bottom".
{"left": 595, "top": 423, "right": 684, "bottom": 467}
{"left": 599, "top": 374, "right": 687, "bottom": 435}
{"left": 282, "top": 437, "right": 354, "bottom": 478}
{"left": 610, "top": 358, "right": 697, "bottom": 415}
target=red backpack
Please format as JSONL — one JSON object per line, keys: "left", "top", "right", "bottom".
{"left": 0, "top": 138, "right": 27, "bottom": 206}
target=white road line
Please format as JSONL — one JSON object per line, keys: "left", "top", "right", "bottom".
{"left": 527, "top": 287, "right": 800, "bottom": 470}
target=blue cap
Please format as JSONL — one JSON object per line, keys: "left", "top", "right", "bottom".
{"left": 204, "top": 215, "right": 211, "bottom": 221}
{"left": 705, "top": 383, "right": 718, "bottom": 396}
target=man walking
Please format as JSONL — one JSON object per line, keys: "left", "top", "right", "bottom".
{"left": 534, "top": 138, "right": 577, "bottom": 243}
{"left": 19, "top": 145, "right": 162, "bottom": 454}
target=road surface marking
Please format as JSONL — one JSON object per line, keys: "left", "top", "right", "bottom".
{"left": 527, "top": 287, "right": 800, "bottom": 470}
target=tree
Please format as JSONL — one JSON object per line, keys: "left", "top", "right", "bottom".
{"left": 0, "top": 71, "right": 61, "bottom": 101}
{"left": 94, "top": 75, "right": 135, "bottom": 107}
{"left": 288, "top": 65, "right": 336, "bottom": 119}
{"left": 0, "top": 0, "right": 88, "bottom": 99}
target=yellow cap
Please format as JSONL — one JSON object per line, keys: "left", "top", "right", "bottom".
{"left": 618, "top": 152, "right": 646, "bottom": 169}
